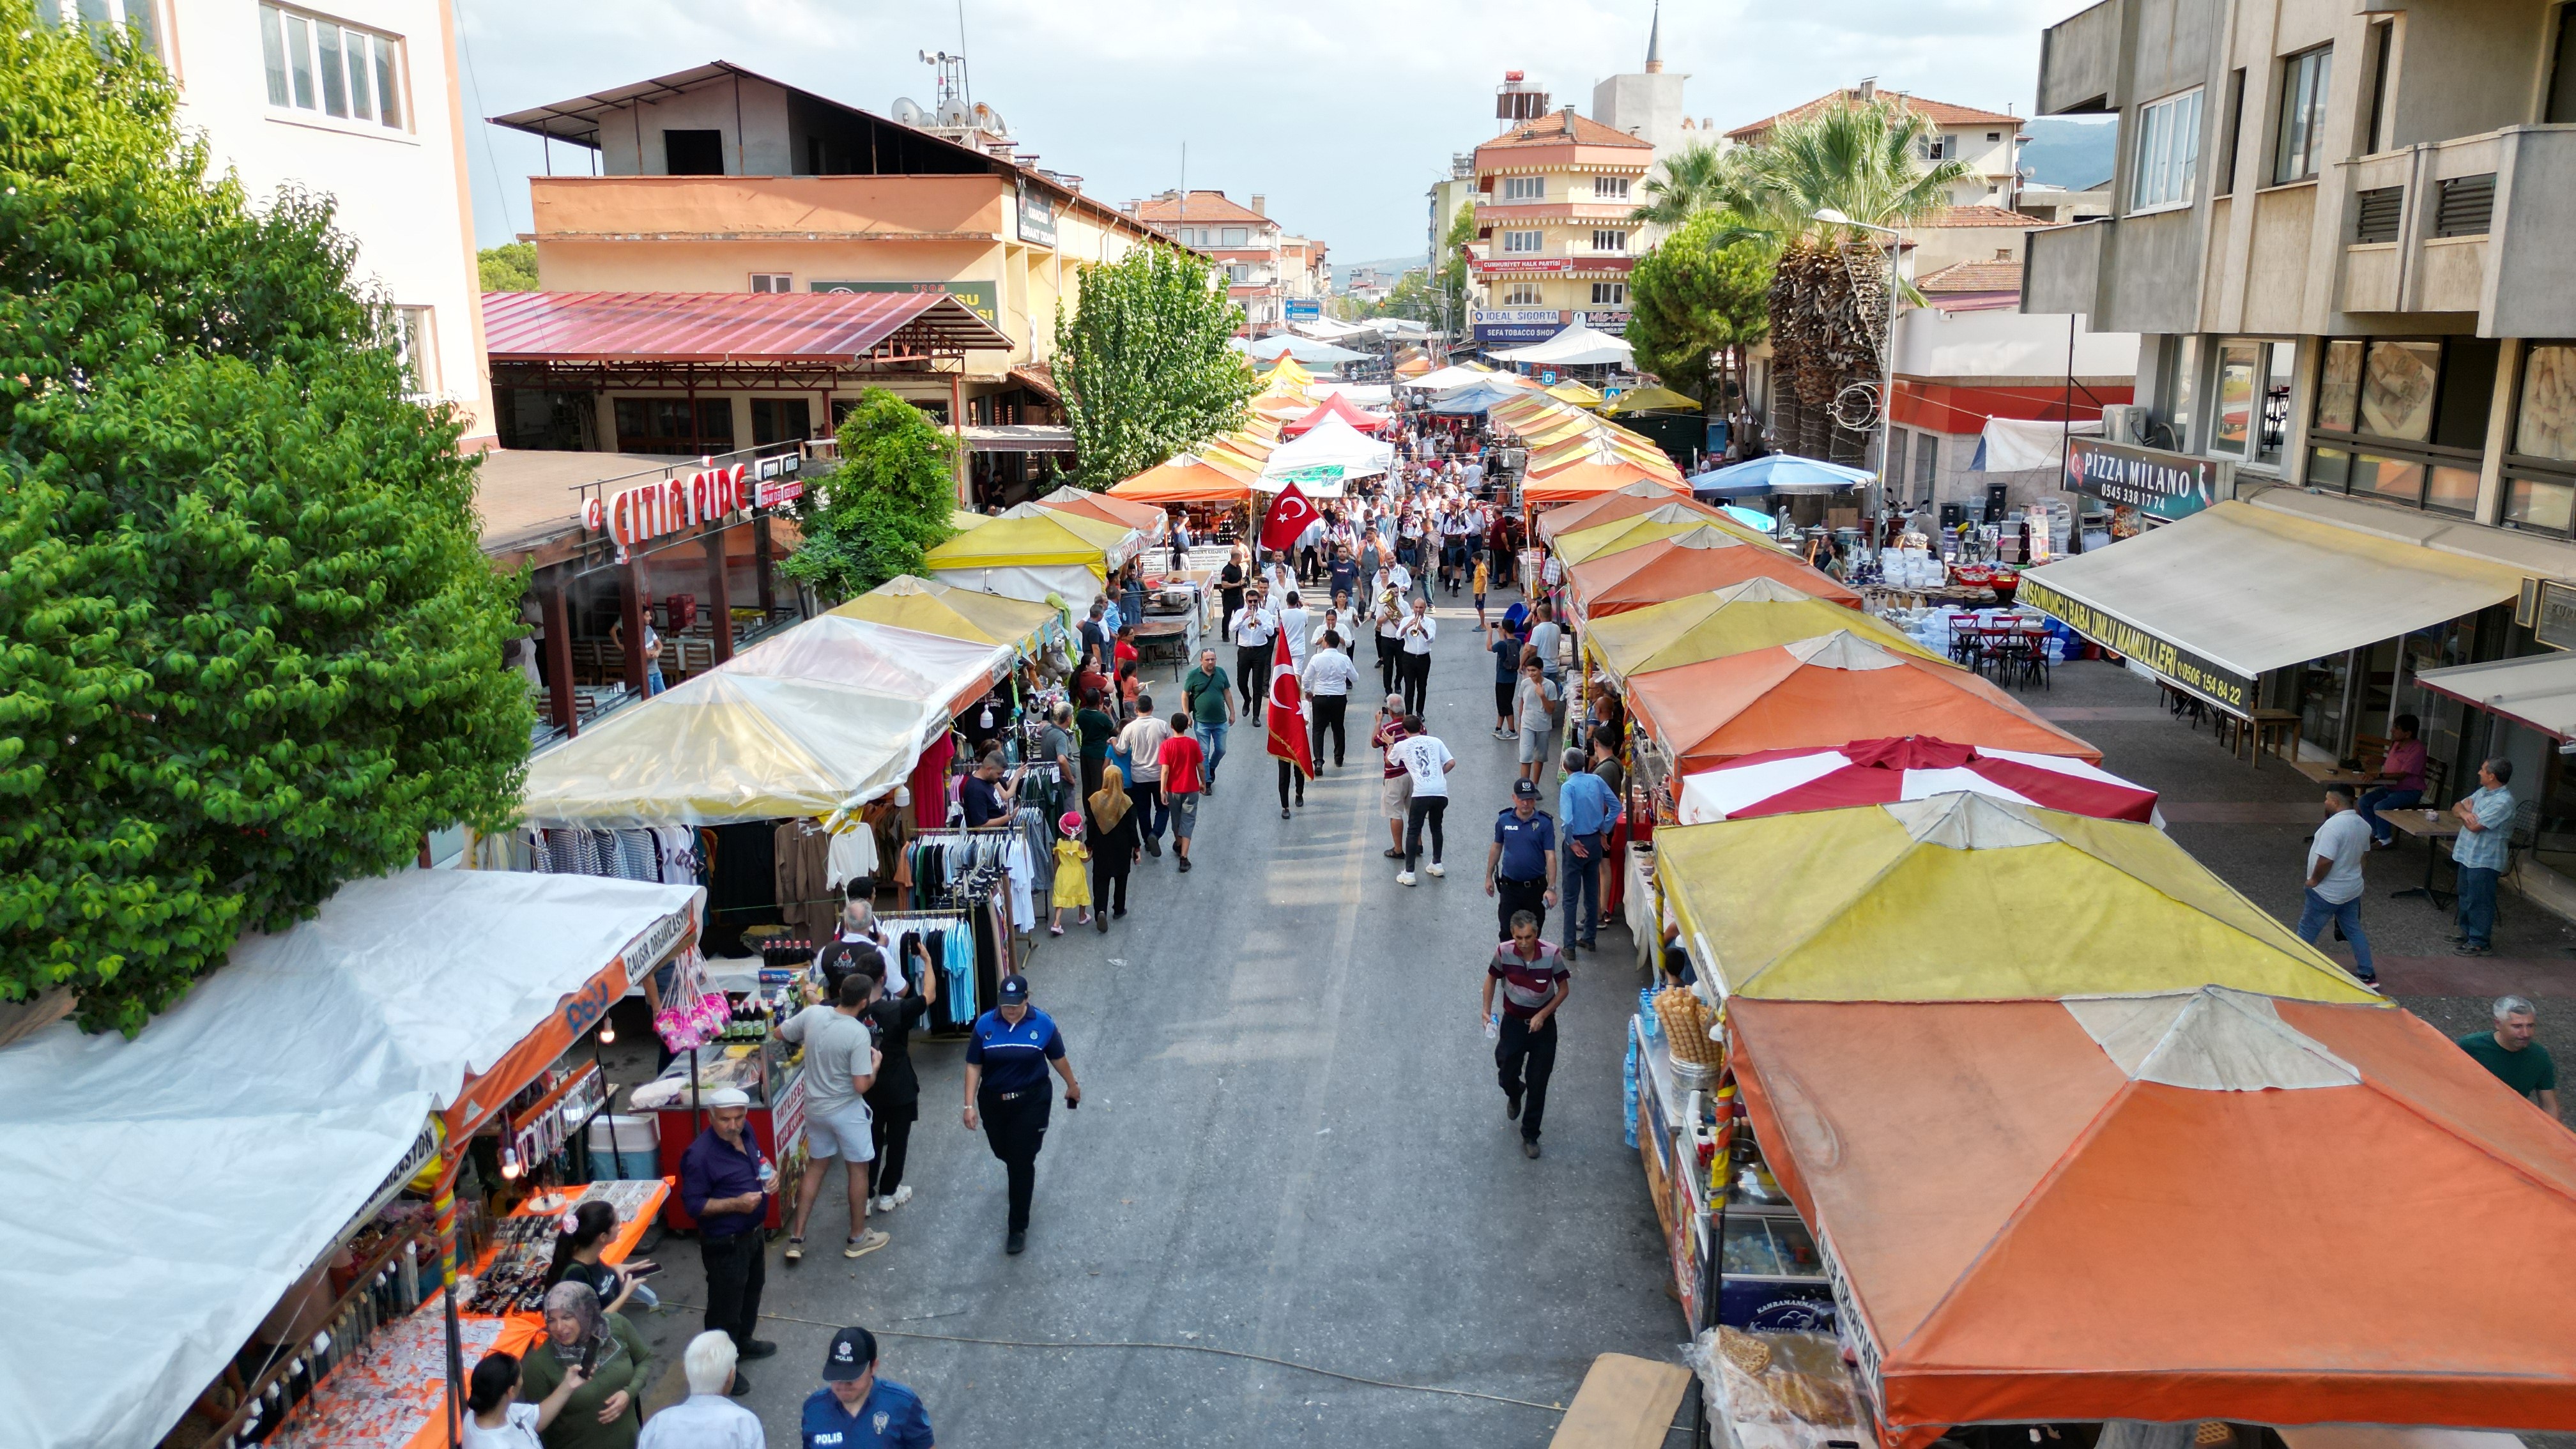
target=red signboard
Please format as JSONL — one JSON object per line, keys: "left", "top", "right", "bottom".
{"left": 582, "top": 463, "right": 747, "bottom": 548}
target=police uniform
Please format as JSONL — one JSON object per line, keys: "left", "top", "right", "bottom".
{"left": 1492, "top": 805, "right": 1556, "bottom": 940}
{"left": 802, "top": 1326, "right": 934, "bottom": 1448}
{"left": 965, "top": 989, "right": 1068, "bottom": 1247}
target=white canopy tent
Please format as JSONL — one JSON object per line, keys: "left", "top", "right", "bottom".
{"left": 1289, "top": 316, "right": 1378, "bottom": 342}
{"left": 1307, "top": 381, "right": 1395, "bottom": 408}
{"left": 1261, "top": 415, "right": 1395, "bottom": 482}
{"left": 1404, "top": 362, "right": 1499, "bottom": 393}
{"left": 0, "top": 870, "right": 704, "bottom": 1449}
{"left": 1230, "top": 333, "right": 1369, "bottom": 364}
{"left": 1495, "top": 318, "right": 1636, "bottom": 367}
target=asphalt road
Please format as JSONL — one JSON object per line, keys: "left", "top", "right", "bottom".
{"left": 629, "top": 582, "right": 1682, "bottom": 1446}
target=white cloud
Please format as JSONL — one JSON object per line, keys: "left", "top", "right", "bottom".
{"left": 457, "top": 0, "right": 2076, "bottom": 260}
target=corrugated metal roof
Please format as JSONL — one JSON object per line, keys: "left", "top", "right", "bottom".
{"left": 480, "top": 289, "right": 1012, "bottom": 364}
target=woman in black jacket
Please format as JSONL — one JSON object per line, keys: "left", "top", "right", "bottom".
{"left": 864, "top": 947, "right": 935, "bottom": 1213}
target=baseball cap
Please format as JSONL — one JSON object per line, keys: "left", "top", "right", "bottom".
{"left": 997, "top": 973, "right": 1030, "bottom": 1004}
{"left": 702, "top": 1087, "right": 751, "bottom": 1109}
{"left": 1512, "top": 779, "right": 1540, "bottom": 799}
{"left": 822, "top": 1326, "right": 877, "bottom": 1381}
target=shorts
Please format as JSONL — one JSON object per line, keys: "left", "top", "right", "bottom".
{"left": 1168, "top": 791, "right": 1201, "bottom": 840}
{"left": 802, "top": 1098, "right": 877, "bottom": 1162}
{"left": 1382, "top": 772, "right": 1413, "bottom": 820}
{"left": 1517, "top": 724, "right": 1551, "bottom": 763}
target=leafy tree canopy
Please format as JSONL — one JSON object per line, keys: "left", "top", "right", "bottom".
{"left": 778, "top": 388, "right": 958, "bottom": 601}
{"left": 1626, "top": 211, "right": 1772, "bottom": 411}
{"left": 1056, "top": 245, "right": 1255, "bottom": 489}
{"left": 1630, "top": 142, "right": 1734, "bottom": 229}
{"left": 0, "top": 6, "right": 534, "bottom": 1032}
{"left": 479, "top": 242, "right": 539, "bottom": 292}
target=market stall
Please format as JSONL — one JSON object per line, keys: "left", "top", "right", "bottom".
{"left": 1533, "top": 480, "right": 1726, "bottom": 544}
{"left": 922, "top": 512, "right": 1119, "bottom": 608}
{"left": 1584, "top": 579, "right": 1947, "bottom": 683}
{"left": 825, "top": 574, "right": 1066, "bottom": 661}
{"left": 1280, "top": 391, "right": 1392, "bottom": 437}
{"left": 996, "top": 501, "right": 1144, "bottom": 569}
{"left": 1625, "top": 632, "right": 2097, "bottom": 776}
{"left": 0, "top": 870, "right": 702, "bottom": 1449}
{"left": 1107, "top": 454, "right": 1259, "bottom": 509}
{"left": 1554, "top": 509, "right": 1777, "bottom": 569}
{"left": 1261, "top": 414, "right": 1395, "bottom": 483}
{"left": 1724, "top": 987, "right": 2576, "bottom": 1444}
{"left": 1568, "top": 532, "right": 1862, "bottom": 623}
{"left": 1676, "top": 735, "right": 2159, "bottom": 824}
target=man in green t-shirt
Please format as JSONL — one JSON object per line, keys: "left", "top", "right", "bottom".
{"left": 2458, "top": 994, "right": 2559, "bottom": 1119}
{"left": 1074, "top": 690, "right": 1117, "bottom": 799}
{"left": 1182, "top": 647, "right": 1234, "bottom": 793}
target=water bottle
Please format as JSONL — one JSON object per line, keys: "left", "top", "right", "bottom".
{"left": 756, "top": 1154, "right": 778, "bottom": 1193}
{"left": 1484, "top": 1011, "right": 1501, "bottom": 1042}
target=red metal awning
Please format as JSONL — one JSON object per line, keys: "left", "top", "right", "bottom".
{"left": 481, "top": 289, "right": 1012, "bottom": 365}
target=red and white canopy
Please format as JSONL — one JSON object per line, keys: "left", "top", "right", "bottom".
{"left": 1676, "top": 736, "right": 2160, "bottom": 825}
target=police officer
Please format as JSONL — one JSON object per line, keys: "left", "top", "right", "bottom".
{"left": 961, "top": 974, "right": 1082, "bottom": 1255}
{"left": 801, "top": 1326, "right": 934, "bottom": 1448}
{"left": 1485, "top": 779, "right": 1559, "bottom": 942}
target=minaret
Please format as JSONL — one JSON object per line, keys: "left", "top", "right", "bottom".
{"left": 1644, "top": 0, "right": 1664, "bottom": 73}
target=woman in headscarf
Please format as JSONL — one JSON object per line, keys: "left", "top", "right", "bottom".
{"left": 514, "top": 1280, "right": 652, "bottom": 1449}
{"left": 1085, "top": 763, "right": 1140, "bottom": 932}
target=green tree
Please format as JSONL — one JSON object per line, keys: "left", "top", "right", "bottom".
{"left": 1055, "top": 245, "right": 1256, "bottom": 488}
{"left": 1629, "top": 142, "right": 1734, "bottom": 228}
{"left": 0, "top": 6, "right": 534, "bottom": 1032}
{"left": 1626, "top": 211, "right": 1772, "bottom": 417}
{"left": 779, "top": 389, "right": 958, "bottom": 601}
{"left": 1372, "top": 268, "right": 1436, "bottom": 322}
{"left": 480, "top": 241, "right": 539, "bottom": 291}
{"left": 1432, "top": 202, "right": 1475, "bottom": 328}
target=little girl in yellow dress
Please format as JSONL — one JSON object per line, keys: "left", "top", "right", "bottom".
{"left": 1049, "top": 810, "right": 1091, "bottom": 935}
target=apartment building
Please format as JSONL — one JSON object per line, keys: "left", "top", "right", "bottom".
{"left": 1729, "top": 82, "right": 2030, "bottom": 212}
{"left": 62, "top": 0, "right": 492, "bottom": 443}
{"left": 2018, "top": 0, "right": 2576, "bottom": 879}
{"left": 1130, "top": 190, "right": 1319, "bottom": 332}
{"left": 1467, "top": 107, "right": 1653, "bottom": 348}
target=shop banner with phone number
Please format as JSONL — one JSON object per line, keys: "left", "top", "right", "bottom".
{"left": 2017, "top": 575, "right": 2255, "bottom": 714}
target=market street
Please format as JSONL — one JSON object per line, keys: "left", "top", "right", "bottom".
{"left": 618, "top": 583, "right": 1679, "bottom": 1448}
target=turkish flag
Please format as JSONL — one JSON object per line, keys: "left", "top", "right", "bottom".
{"left": 1264, "top": 627, "right": 1314, "bottom": 779}
{"left": 1259, "top": 482, "right": 1318, "bottom": 554}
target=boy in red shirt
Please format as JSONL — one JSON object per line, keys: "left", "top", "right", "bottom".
{"left": 1155, "top": 711, "right": 1206, "bottom": 873}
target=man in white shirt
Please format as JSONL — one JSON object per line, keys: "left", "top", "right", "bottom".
{"left": 1231, "top": 589, "right": 1277, "bottom": 716}
{"left": 1397, "top": 595, "right": 1439, "bottom": 717}
{"left": 2295, "top": 783, "right": 2379, "bottom": 988}
{"left": 1526, "top": 602, "right": 1563, "bottom": 684}
{"left": 1393, "top": 717, "right": 1458, "bottom": 886}
{"left": 1276, "top": 590, "right": 1312, "bottom": 671}
{"left": 635, "top": 1333, "right": 763, "bottom": 1446}
{"left": 1302, "top": 629, "right": 1361, "bottom": 768}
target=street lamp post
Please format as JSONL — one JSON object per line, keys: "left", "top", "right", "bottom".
{"left": 1814, "top": 208, "right": 1902, "bottom": 546}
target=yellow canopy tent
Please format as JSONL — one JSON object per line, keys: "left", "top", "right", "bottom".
{"left": 1263, "top": 355, "right": 1314, "bottom": 388}
{"left": 1655, "top": 793, "right": 2386, "bottom": 1004}
{"left": 1545, "top": 379, "right": 1607, "bottom": 408}
{"left": 999, "top": 502, "right": 1142, "bottom": 566}
{"left": 827, "top": 575, "right": 1061, "bottom": 657}
{"left": 1586, "top": 578, "right": 1951, "bottom": 680}
{"left": 922, "top": 512, "right": 1116, "bottom": 606}
{"left": 1556, "top": 510, "right": 1769, "bottom": 567}
{"left": 949, "top": 509, "right": 992, "bottom": 532}
{"left": 1607, "top": 385, "right": 1704, "bottom": 414}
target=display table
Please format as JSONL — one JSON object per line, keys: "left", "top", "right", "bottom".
{"left": 264, "top": 1304, "right": 539, "bottom": 1449}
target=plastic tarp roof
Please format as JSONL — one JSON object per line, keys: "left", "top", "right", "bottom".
{"left": 480, "top": 288, "right": 1013, "bottom": 362}
{"left": 1280, "top": 392, "right": 1392, "bottom": 438}
{"left": 1427, "top": 377, "right": 1528, "bottom": 415}
{"left": 2416, "top": 651, "right": 2576, "bottom": 743}
{"left": 1532, "top": 480, "right": 1711, "bottom": 541}
{"left": 997, "top": 502, "right": 1142, "bottom": 565}
{"left": 2020, "top": 501, "right": 2529, "bottom": 686}
{"left": 1523, "top": 458, "right": 1686, "bottom": 504}
{"left": 1626, "top": 632, "right": 2099, "bottom": 774}
{"left": 923, "top": 513, "right": 1117, "bottom": 572}
{"left": 1585, "top": 578, "right": 1947, "bottom": 682}
{"left": 1107, "top": 454, "right": 1257, "bottom": 505}
{"left": 1556, "top": 508, "right": 1768, "bottom": 567}
{"left": 1606, "top": 385, "right": 1703, "bottom": 414}
{"left": 1569, "top": 531, "right": 1862, "bottom": 622}
{"left": 1726, "top": 988, "right": 2576, "bottom": 1440}
{"left": 1233, "top": 332, "right": 1368, "bottom": 364}
{"left": 0, "top": 870, "right": 703, "bottom": 1449}
{"left": 1406, "top": 362, "right": 1499, "bottom": 392}
{"left": 1655, "top": 794, "right": 2373, "bottom": 1002}
{"left": 825, "top": 576, "right": 1059, "bottom": 656}
{"left": 1678, "top": 735, "right": 2157, "bottom": 824}
{"left": 721, "top": 614, "right": 1009, "bottom": 724}
{"left": 1034, "top": 484, "right": 1169, "bottom": 538}
{"left": 1494, "top": 317, "right": 1635, "bottom": 365}
{"left": 1261, "top": 415, "right": 1394, "bottom": 480}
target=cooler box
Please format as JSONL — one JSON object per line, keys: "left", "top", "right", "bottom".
{"left": 586, "top": 1113, "right": 659, "bottom": 1182}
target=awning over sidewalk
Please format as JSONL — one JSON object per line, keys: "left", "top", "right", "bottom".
{"left": 2017, "top": 502, "right": 2529, "bottom": 714}
{"left": 2417, "top": 651, "right": 2576, "bottom": 742}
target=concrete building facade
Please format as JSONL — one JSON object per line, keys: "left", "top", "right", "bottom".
{"left": 1132, "top": 190, "right": 1319, "bottom": 332}
{"left": 1466, "top": 107, "right": 1652, "bottom": 347}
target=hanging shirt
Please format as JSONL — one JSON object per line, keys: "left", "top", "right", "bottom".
{"left": 825, "top": 824, "right": 878, "bottom": 893}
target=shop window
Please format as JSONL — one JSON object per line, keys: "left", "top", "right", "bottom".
{"left": 2504, "top": 341, "right": 2576, "bottom": 536}
{"left": 613, "top": 397, "right": 735, "bottom": 456}
{"left": 1914, "top": 433, "right": 1939, "bottom": 496}
{"left": 2274, "top": 46, "right": 2333, "bottom": 185}
{"left": 259, "top": 3, "right": 401, "bottom": 128}
{"left": 749, "top": 397, "right": 811, "bottom": 445}
{"left": 2211, "top": 340, "right": 2299, "bottom": 466}
{"left": 2307, "top": 337, "right": 2488, "bottom": 515}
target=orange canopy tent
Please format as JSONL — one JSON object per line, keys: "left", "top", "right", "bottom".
{"left": 1533, "top": 481, "right": 1724, "bottom": 542}
{"left": 1032, "top": 484, "right": 1167, "bottom": 536}
{"left": 1524, "top": 457, "right": 1688, "bottom": 504}
{"left": 1281, "top": 391, "right": 1392, "bottom": 438}
{"left": 1728, "top": 988, "right": 2576, "bottom": 1445}
{"left": 1625, "top": 631, "right": 2097, "bottom": 772}
{"left": 1106, "top": 454, "right": 1255, "bottom": 505}
{"left": 1394, "top": 355, "right": 1434, "bottom": 378}
{"left": 1568, "top": 530, "right": 1861, "bottom": 621}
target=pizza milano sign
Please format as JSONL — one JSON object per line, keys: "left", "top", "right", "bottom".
{"left": 2061, "top": 437, "right": 2228, "bottom": 521}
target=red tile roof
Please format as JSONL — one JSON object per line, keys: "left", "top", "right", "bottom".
{"left": 1728, "top": 89, "right": 2023, "bottom": 141}
{"left": 1133, "top": 190, "right": 1275, "bottom": 226}
{"left": 1919, "top": 204, "right": 2054, "bottom": 227}
{"left": 1480, "top": 108, "right": 1654, "bottom": 151}
{"left": 481, "top": 289, "right": 1012, "bottom": 363}
{"left": 1917, "top": 259, "right": 2023, "bottom": 294}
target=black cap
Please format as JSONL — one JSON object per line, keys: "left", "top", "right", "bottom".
{"left": 1512, "top": 779, "right": 1540, "bottom": 799}
{"left": 997, "top": 973, "right": 1030, "bottom": 1004}
{"left": 824, "top": 1326, "right": 877, "bottom": 1381}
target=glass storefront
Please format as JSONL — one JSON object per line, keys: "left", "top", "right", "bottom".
{"left": 2305, "top": 337, "right": 2494, "bottom": 517}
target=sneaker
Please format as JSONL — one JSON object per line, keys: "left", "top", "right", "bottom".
{"left": 1144, "top": 837, "right": 1163, "bottom": 857}
{"left": 1397, "top": 871, "right": 1418, "bottom": 887}
{"left": 1427, "top": 862, "right": 1445, "bottom": 877}
{"left": 738, "top": 1340, "right": 779, "bottom": 1361}
{"left": 783, "top": 1238, "right": 804, "bottom": 1264}
{"left": 1094, "top": 913, "right": 1109, "bottom": 933}
{"left": 1280, "top": 808, "right": 1291, "bottom": 820}
{"left": 727, "top": 1370, "right": 753, "bottom": 1397}
{"left": 845, "top": 1229, "right": 889, "bottom": 1259}
{"left": 1521, "top": 1138, "right": 1542, "bottom": 1160}
{"left": 878, "top": 1186, "right": 914, "bottom": 1213}
{"left": 1178, "top": 857, "right": 1192, "bottom": 873}
{"left": 2457, "top": 942, "right": 2495, "bottom": 957}
{"left": 1006, "top": 1230, "right": 1027, "bottom": 1255}
{"left": 1491, "top": 728, "right": 1507, "bottom": 740}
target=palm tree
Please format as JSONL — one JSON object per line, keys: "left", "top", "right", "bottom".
{"left": 1713, "top": 100, "right": 1974, "bottom": 456}
{"left": 1629, "top": 141, "right": 1734, "bottom": 227}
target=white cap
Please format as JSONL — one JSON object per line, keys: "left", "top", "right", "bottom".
{"left": 702, "top": 1087, "right": 751, "bottom": 1109}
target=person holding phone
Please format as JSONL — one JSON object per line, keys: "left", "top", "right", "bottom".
{"left": 515, "top": 1281, "right": 652, "bottom": 1448}
{"left": 461, "top": 1350, "right": 583, "bottom": 1449}
{"left": 544, "top": 1201, "right": 656, "bottom": 1314}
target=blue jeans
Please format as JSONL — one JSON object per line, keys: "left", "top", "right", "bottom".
{"left": 2294, "top": 887, "right": 2375, "bottom": 981}
{"left": 1128, "top": 782, "right": 1167, "bottom": 842}
{"left": 1561, "top": 832, "right": 1604, "bottom": 947}
{"left": 1195, "top": 721, "right": 1229, "bottom": 784}
{"left": 2456, "top": 865, "right": 2501, "bottom": 947}
{"left": 2358, "top": 786, "right": 2422, "bottom": 844}
{"left": 645, "top": 665, "right": 666, "bottom": 697}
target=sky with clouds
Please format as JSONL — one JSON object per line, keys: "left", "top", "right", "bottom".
{"left": 456, "top": 0, "right": 2091, "bottom": 264}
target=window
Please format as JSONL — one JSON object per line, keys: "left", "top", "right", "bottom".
{"left": 2307, "top": 337, "right": 2492, "bottom": 514}
{"left": 2208, "top": 339, "right": 2298, "bottom": 466}
{"left": 749, "top": 398, "right": 811, "bottom": 445}
{"left": 393, "top": 306, "right": 437, "bottom": 396}
{"left": 664, "top": 129, "right": 724, "bottom": 175}
{"left": 615, "top": 397, "right": 736, "bottom": 456}
{"left": 45, "top": 0, "right": 158, "bottom": 56}
{"left": 1986, "top": 131, "right": 2003, "bottom": 142}
{"left": 1922, "top": 135, "right": 1950, "bottom": 160}
{"left": 2274, "top": 47, "right": 2333, "bottom": 185}
{"left": 2131, "top": 88, "right": 2203, "bottom": 211}
{"left": 2506, "top": 342, "right": 2576, "bottom": 533}
{"left": 1593, "top": 176, "right": 1630, "bottom": 199}
{"left": 2364, "top": 21, "right": 2395, "bottom": 155}
{"left": 2552, "top": 4, "right": 2576, "bottom": 124}
{"left": 1227, "top": 264, "right": 1254, "bottom": 282}
{"left": 1501, "top": 283, "right": 1544, "bottom": 305}
{"left": 1501, "top": 176, "right": 1545, "bottom": 201}
{"left": 1220, "top": 226, "right": 1249, "bottom": 246}
{"left": 1590, "top": 282, "right": 1627, "bottom": 306}
{"left": 259, "top": 4, "right": 403, "bottom": 128}
{"left": 2218, "top": 69, "right": 2246, "bottom": 196}
{"left": 1501, "top": 230, "right": 1544, "bottom": 254}
{"left": 749, "top": 273, "right": 793, "bottom": 293}
{"left": 1591, "top": 229, "right": 1629, "bottom": 253}
{"left": 1914, "top": 431, "right": 1939, "bottom": 498}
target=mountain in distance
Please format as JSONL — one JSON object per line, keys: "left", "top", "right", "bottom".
{"left": 2020, "top": 117, "right": 2119, "bottom": 190}
{"left": 1334, "top": 256, "right": 1425, "bottom": 288}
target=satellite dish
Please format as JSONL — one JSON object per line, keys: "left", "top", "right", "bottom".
{"left": 892, "top": 96, "right": 925, "bottom": 126}
{"left": 937, "top": 98, "right": 972, "bottom": 127}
